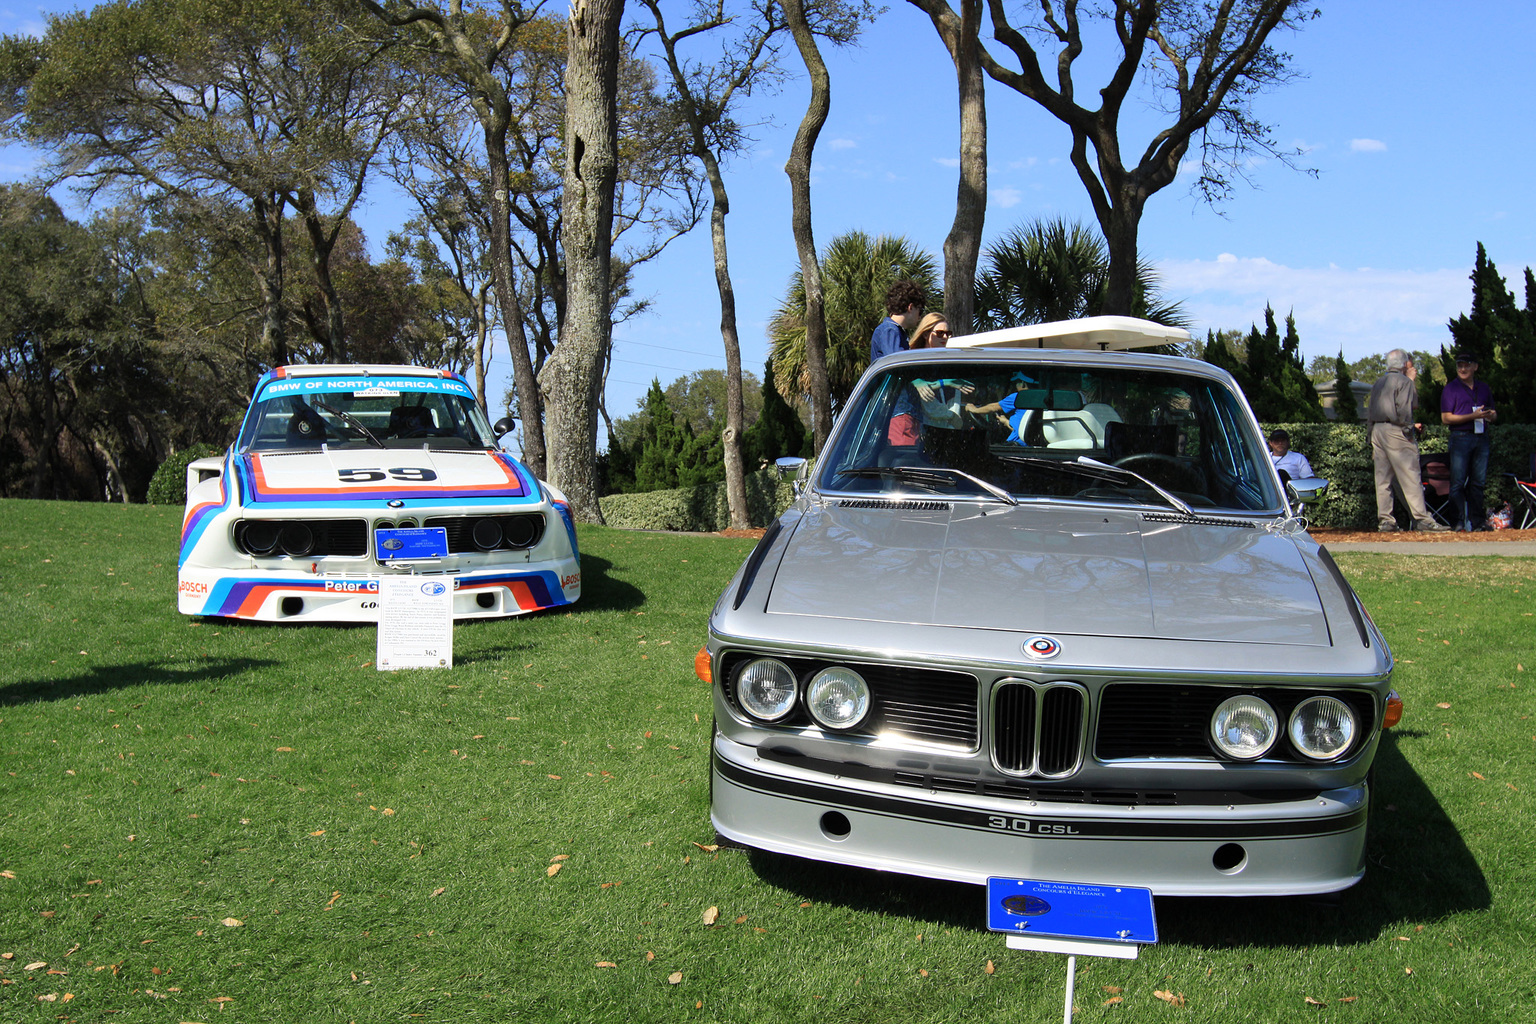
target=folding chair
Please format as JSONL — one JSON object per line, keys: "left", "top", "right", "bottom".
{"left": 1505, "top": 473, "right": 1536, "bottom": 530}
{"left": 1419, "top": 453, "right": 1455, "bottom": 527}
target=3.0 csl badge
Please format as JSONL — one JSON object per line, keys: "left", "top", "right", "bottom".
{"left": 1023, "top": 636, "right": 1061, "bottom": 660}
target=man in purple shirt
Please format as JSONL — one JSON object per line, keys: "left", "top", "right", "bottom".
{"left": 1440, "top": 350, "right": 1498, "bottom": 531}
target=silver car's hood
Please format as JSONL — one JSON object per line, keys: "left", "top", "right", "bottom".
{"left": 765, "top": 502, "right": 1331, "bottom": 646}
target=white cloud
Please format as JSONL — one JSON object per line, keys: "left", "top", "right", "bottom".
{"left": 827, "top": 138, "right": 858, "bottom": 151}
{"left": 1154, "top": 254, "right": 1467, "bottom": 360}
{"left": 990, "top": 187, "right": 1023, "bottom": 209}
{"left": 1349, "top": 138, "right": 1388, "bottom": 153}
{"left": 934, "top": 156, "right": 959, "bottom": 169}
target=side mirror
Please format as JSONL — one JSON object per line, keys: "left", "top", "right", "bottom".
{"left": 774, "top": 456, "right": 808, "bottom": 480}
{"left": 492, "top": 416, "right": 515, "bottom": 436}
{"left": 1286, "top": 476, "right": 1329, "bottom": 506}
{"left": 775, "top": 456, "right": 809, "bottom": 498}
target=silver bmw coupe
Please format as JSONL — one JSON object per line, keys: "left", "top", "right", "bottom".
{"left": 702, "top": 318, "right": 1399, "bottom": 897}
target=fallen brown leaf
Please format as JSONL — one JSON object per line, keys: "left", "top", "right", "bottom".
{"left": 734, "top": 915, "right": 748, "bottom": 924}
{"left": 1153, "top": 989, "right": 1186, "bottom": 1006}
{"left": 25, "top": 961, "right": 46, "bottom": 971}
{"left": 546, "top": 864, "right": 562, "bottom": 877}
{"left": 1103, "top": 996, "right": 1123, "bottom": 1006}
{"left": 919, "top": 969, "right": 929, "bottom": 977}
{"left": 1436, "top": 702, "right": 1451, "bottom": 709}
{"left": 430, "top": 887, "right": 445, "bottom": 898}
{"left": 1471, "top": 772, "right": 1486, "bottom": 780}
{"left": 1339, "top": 996, "right": 1357, "bottom": 1003}
{"left": 221, "top": 918, "right": 242, "bottom": 927}
{"left": 984, "top": 960, "right": 995, "bottom": 975}
{"left": 595, "top": 961, "right": 617, "bottom": 968}
{"left": 1102, "top": 986, "right": 1123, "bottom": 994}
{"left": 667, "top": 971, "right": 683, "bottom": 985}
{"left": 551, "top": 854, "right": 570, "bottom": 862}
{"left": 702, "top": 906, "right": 719, "bottom": 926}
{"left": 1305, "top": 996, "right": 1327, "bottom": 1007}
{"left": 691, "top": 842, "right": 719, "bottom": 853}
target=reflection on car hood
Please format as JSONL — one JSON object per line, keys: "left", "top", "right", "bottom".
{"left": 237, "top": 449, "right": 532, "bottom": 505}
{"left": 765, "top": 502, "right": 1330, "bottom": 646}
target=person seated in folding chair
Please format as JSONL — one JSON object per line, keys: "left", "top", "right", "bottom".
{"left": 1267, "top": 429, "right": 1314, "bottom": 484}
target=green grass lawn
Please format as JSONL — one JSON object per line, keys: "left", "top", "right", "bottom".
{"left": 1, "top": 499, "right": 1532, "bottom": 1022}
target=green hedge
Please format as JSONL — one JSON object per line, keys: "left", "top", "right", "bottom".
{"left": 1260, "top": 422, "right": 1536, "bottom": 529}
{"left": 145, "top": 443, "right": 224, "bottom": 506}
{"left": 599, "top": 465, "right": 797, "bottom": 532}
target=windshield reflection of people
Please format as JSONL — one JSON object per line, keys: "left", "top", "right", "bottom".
{"left": 964, "top": 372, "right": 1038, "bottom": 443}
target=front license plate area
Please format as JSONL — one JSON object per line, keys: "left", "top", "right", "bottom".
{"left": 986, "top": 877, "right": 1156, "bottom": 945}
{"left": 376, "top": 527, "right": 448, "bottom": 561}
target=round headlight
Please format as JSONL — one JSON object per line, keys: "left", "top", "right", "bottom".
{"left": 1288, "top": 696, "right": 1356, "bottom": 761}
{"left": 736, "top": 658, "right": 798, "bottom": 722}
{"left": 1210, "top": 695, "right": 1278, "bottom": 760}
{"left": 805, "top": 667, "right": 871, "bottom": 730}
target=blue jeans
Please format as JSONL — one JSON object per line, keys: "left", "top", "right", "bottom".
{"left": 1448, "top": 430, "right": 1491, "bottom": 529}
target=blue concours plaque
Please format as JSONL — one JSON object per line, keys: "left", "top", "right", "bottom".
{"left": 986, "top": 878, "right": 1156, "bottom": 959}
{"left": 375, "top": 527, "right": 448, "bottom": 561}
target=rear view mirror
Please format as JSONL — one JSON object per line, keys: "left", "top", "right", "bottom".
{"left": 1010, "top": 389, "right": 1085, "bottom": 412}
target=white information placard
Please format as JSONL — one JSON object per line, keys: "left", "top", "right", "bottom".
{"left": 376, "top": 576, "right": 453, "bottom": 670}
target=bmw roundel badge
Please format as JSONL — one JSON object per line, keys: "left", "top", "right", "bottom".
{"left": 387, "top": 499, "right": 405, "bottom": 508}
{"left": 1023, "top": 636, "right": 1061, "bottom": 660}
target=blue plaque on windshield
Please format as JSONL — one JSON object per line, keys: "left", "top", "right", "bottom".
{"left": 376, "top": 526, "right": 448, "bottom": 560}
{"left": 986, "top": 877, "right": 1156, "bottom": 945}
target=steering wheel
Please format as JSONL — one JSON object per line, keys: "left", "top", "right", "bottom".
{"left": 1113, "top": 452, "right": 1206, "bottom": 493}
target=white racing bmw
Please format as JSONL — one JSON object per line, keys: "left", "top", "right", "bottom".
{"left": 178, "top": 365, "right": 580, "bottom": 622}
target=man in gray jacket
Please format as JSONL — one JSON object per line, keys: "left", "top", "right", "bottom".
{"left": 1366, "top": 350, "right": 1449, "bottom": 532}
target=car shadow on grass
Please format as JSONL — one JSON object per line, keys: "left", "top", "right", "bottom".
{"left": 570, "top": 553, "right": 644, "bottom": 613}
{"left": 743, "top": 732, "right": 1489, "bottom": 948}
{"left": 0, "top": 658, "right": 280, "bottom": 706}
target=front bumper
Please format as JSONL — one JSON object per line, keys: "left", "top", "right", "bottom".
{"left": 711, "top": 733, "right": 1368, "bottom": 896}
{"left": 177, "top": 561, "right": 578, "bottom": 622}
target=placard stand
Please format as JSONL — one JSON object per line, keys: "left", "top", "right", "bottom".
{"left": 986, "top": 878, "right": 1156, "bottom": 1024}
{"left": 376, "top": 575, "right": 454, "bottom": 670}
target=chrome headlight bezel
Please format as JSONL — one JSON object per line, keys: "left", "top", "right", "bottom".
{"left": 735, "top": 657, "right": 798, "bottom": 722}
{"left": 1287, "top": 695, "right": 1357, "bottom": 761}
{"left": 1209, "top": 694, "right": 1279, "bottom": 760}
{"left": 805, "top": 666, "right": 871, "bottom": 731}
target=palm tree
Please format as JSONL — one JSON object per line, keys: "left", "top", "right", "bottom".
{"left": 769, "top": 231, "right": 938, "bottom": 415}
{"left": 972, "top": 218, "right": 1187, "bottom": 331}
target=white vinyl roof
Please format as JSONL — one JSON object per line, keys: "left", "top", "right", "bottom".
{"left": 948, "top": 316, "right": 1192, "bottom": 351}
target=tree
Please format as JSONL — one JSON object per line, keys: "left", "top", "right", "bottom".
{"left": 1202, "top": 305, "right": 1323, "bottom": 422}
{"left": 636, "top": 0, "right": 788, "bottom": 529}
{"left": 0, "top": 186, "right": 167, "bottom": 501}
{"left": 743, "top": 360, "right": 810, "bottom": 466}
{"left": 769, "top": 231, "right": 939, "bottom": 415}
{"left": 908, "top": 0, "right": 987, "bottom": 336}
{"left": 2, "top": 0, "right": 412, "bottom": 367}
{"left": 1446, "top": 242, "right": 1536, "bottom": 425}
{"left": 976, "top": 0, "right": 1316, "bottom": 314}
{"left": 1330, "top": 350, "right": 1358, "bottom": 423}
{"left": 541, "top": 0, "right": 624, "bottom": 521}
{"left": 971, "top": 217, "right": 1186, "bottom": 330}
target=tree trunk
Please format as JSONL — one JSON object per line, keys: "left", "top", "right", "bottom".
{"left": 913, "top": 0, "right": 987, "bottom": 336}
{"left": 487, "top": 132, "right": 547, "bottom": 477}
{"left": 543, "top": 0, "right": 622, "bottom": 522}
{"left": 783, "top": 0, "right": 833, "bottom": 453}
{"left": 1098, "top": 189, "right": 1144, "bottom": 317}
{"left": 252, "top": 195, "right": 289, "bottom": 367}
{"left": 700, "top": 152, "right": 749, "bottom": 529}
{"left": 298, "top": 199, "right": 344, "bottom": 361}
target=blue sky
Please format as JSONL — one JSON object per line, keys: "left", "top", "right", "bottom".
{"left": 4, "top": 2, "right": 1533, "bottom": 437}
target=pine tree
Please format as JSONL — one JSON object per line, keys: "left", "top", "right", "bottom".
{"left": 633, "top": 379, "right": 683, "bottom": 492}
{"left": 1331, "top": 350, "right": 1358, "bottom": 423}
{"left": 743, "top": 361, "right": 809, "bottom": 465}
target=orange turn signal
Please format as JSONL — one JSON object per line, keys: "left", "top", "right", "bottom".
{"left": 694, "top": 646, "right": 713, "bottom": 684}
{"left": 1382, "top": 690, "right": 1403, "bottom": 729}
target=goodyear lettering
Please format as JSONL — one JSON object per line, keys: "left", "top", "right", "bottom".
{"left": 179, "top": 580, "right": 209, "bottom": 596}
{"left": 987, "top": 816, "right": 1079, "bottom": 836}
{"left": 324, "top": 580, "right": 379, "bottom": 593}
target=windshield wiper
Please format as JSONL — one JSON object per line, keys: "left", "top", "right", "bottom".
{"left": 838, "top": 465, "right": 1018, "bottom": 506}
{"left": 995, "top": 453, "right": 1196, "bottom": 517}
{"left": 314, "top": 401, "right": 386, "bottom": 448}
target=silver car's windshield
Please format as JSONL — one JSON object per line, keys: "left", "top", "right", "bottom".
{"left": 237, "top": 377, "right": 497, "bottom": 452}
{"left": 817, "top": 360, "right": 1280, "bottom": 513}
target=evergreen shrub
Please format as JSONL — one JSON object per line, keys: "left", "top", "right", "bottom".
{"left": 599, "top": 466, "right": 797, "bottom": 532}
{"left": 145, "top": 443, "right": 223, "bottom": 506}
